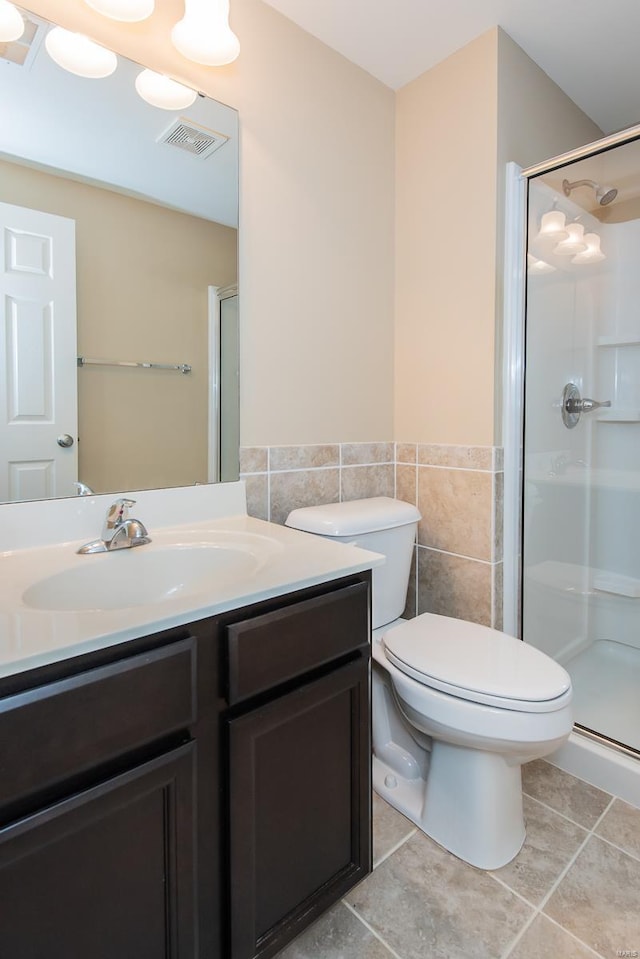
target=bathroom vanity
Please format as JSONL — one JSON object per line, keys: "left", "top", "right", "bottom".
{"left": 0, "top": 484, "right": 379, "bottom": 959}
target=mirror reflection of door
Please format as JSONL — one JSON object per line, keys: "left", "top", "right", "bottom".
{"left": 0, "top": 201, "right": 77, "bottom": 501}
{"left": 220, "top": 293, "right": 239, "bottom": 483}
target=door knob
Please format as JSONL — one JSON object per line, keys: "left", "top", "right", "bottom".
{"left": 562, "top": 383, "right": 611, "bottom": 429}
{"left": 57, "top": 433, "right": 75, "bottom": 448}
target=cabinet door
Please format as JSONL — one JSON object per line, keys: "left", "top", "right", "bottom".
{"left": 228, "top": 657, "right": 371, "bottom": 959}
{"left": 0, "top": 744, "right": 196, "bottom": 959}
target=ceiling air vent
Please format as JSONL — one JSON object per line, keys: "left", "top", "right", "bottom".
{"left": 157, "top": 118, "right": 229, "bottom": 160}
{"left": 0, "top": 9, "right": 43, "bottom": 68}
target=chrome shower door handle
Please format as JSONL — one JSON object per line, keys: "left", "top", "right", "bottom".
{"left": 578, "top": 397, "right": 612, "bottom": 413}
{"left": 562, "top": 383, "right": 611, "bottom": 429}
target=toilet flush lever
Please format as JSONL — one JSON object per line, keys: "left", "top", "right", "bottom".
{"left": 562, "top": 383, "right": 611, "bottom": 429}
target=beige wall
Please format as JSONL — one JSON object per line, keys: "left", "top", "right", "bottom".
{"left": 496, "top": 30, "right": 603, "bottom": 174}
{"left": 395, "top": 30, "right": 499, "bottom": 447}
{"left": 394, "top": 27, "right": 602, "bottom": 448}
{"left": 23, "top": 0, "right": 396, "bottom": 448}
{"left": 0, "top": 159, "right": 236, "bottom": 492}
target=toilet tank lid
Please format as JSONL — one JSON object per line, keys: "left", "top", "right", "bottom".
{"left": 285, "top": 497, "right": 421, "bottom": 537}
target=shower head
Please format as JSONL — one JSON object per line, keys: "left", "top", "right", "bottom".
{"left": 562, "top": 178, "right": 618, "bottom": 206}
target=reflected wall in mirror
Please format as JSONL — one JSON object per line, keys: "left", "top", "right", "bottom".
{"left": 0, "top": 5, "right": 239, "bottom": 504}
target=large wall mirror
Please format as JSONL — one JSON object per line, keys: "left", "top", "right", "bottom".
{"left": 0, "top": 5, "right": 239, "bottom": 505}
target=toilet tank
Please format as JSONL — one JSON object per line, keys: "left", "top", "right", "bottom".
{"left": 285, "top": 497, "right": 421, "bottom": 629}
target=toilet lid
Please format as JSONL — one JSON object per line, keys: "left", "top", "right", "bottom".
{"left": 382, "top": 613, "right": 572, "bottom": 712}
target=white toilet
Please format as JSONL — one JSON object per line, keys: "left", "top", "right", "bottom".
{"left": 286, "top": 496, "right": 573, "bottom": 870}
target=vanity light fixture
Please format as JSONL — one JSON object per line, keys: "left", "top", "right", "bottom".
{"left": 171, "top": 0, "right": 240, "bottom": 66}
{"left": 553, "top": 221, "right": 588, "bottom": 256}
{"left": 0, "top": 0, "right": 24, "bottom": 41}
{"left": 572, "top": 232, "right": 606, "bottom": 264}
{"left": 135, "top": 68, "right": 197, "bottom": 109}
{"left": 535, "top": 209, "right": 568, "bottom": 242}
{"left": 45, "top": 26, "right": 118, "bottom": 78}
{"left": 85, "top": 0, "right": 154, "bottom": 22}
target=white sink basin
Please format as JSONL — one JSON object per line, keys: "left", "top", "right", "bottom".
{"left": 22, "top": 533, "right": 282, "bottom": 611}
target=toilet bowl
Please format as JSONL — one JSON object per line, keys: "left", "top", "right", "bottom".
{"left": 373, "top": 615, "right": 572, "bottom": 868}
{"left": 286, "top": 497, "right": 573, "bottom": 870}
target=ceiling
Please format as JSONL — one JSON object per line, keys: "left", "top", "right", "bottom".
{"left": 261, "top": 0, "right": 640, "bottom": 136}
{"left": 1, "top": 9, "right": 238, "bottom": 226}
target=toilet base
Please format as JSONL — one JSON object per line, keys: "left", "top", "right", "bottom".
{"left": 373, "top": 741, "right": 526, "bottom": 870}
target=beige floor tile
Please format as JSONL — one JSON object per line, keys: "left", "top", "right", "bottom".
{"left": 276, "top": 902, "right": 394, "bottom": 959}
{"left": 345, "top": 830, "right": 533, "bottom": 959}
{"left": 506, "top": 915, "right": 600, "bottom": 959}
{"left": 544, "top": 835, "right": 640, "bottom": 957}
{"left": 491, "top": 796, "right": 587, "bottom": 905}
{"left": 372, "top": 793, "right": 415, "bottom": 867}
{"left": 521, "top": 760, "right": 611, "bottom": 828}
{"left": 595, "top": 798, "right": 640, "bottom": 859}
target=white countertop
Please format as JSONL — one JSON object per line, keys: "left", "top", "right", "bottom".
{"left": 0, "top": 483, "right": 383, "bottom": 679}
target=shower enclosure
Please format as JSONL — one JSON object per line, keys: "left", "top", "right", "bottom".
{"left": 505, "top": 128, "right": 640, "bottom": 798}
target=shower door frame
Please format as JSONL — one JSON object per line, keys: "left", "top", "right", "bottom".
{"left": 503, "top": 122, "right": 640, "bottom": 635}
{"left": 502, "top": 126, "right": 640, "bottom": 801}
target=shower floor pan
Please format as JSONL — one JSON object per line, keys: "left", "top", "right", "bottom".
{"left": 565, "top": 639, "right": 640, "bottom": 754}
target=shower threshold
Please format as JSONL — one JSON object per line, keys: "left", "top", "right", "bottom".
{"left": 564, "top": 639, "right": 640, "bottom": 755}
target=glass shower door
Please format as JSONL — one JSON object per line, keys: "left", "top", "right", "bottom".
{"left": 523, "top": 140, "right": 640, "bottom": 756}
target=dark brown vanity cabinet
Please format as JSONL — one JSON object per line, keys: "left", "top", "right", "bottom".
{"left": 0, "top": 746, "right": 196, "bottom": 959}
{"left": 0, "top": 628, "right": 211, "bottom": 959}
{"left": 223, "top": 579, "right": 372, "bottom": 959}
{"left": 0, "top": 571, "right": 372, "bottom": 959}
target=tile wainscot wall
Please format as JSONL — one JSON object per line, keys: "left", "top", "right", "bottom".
{"left": 240, "top": 442, "right": 504, "bottom": 630}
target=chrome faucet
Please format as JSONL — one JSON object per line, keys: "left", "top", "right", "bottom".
{"left": 73, "top": 481, "right": 94, "bottom": 496}
{"left": 77, "top": 498, "right": 152, "bottom": 554}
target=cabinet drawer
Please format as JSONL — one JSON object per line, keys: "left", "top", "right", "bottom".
{"left": 227, "top": 581, "right": 370, "bottom": 705}
{"left": 0, "top": 637, "right": 196, "bottom": 809}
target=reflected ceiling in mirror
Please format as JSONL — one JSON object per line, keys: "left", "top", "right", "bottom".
{"left": 0, "top": 6, "right": 239, "bottom": 505}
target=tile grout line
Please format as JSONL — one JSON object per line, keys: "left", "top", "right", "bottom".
{"left": 488, "top": 872, "right": 541, "bottom": 911}
{"left": 266, "top": 447, "right": 271, "bottom": 522}
{"left": 341, "top": 900, "right": 406, "bottom": 959}
{"left": 263, "top": 461, "right": 494, "bottom": 473}
{"left": 416, "top": 462, "right": 495, "bottom": 473}
{"left": 501, "top": 796, "right": 615, "bottom": 959}
{"left": 262, "top": 461, "right": 397, "bottom": 476}
{"left": 415, "top": 543, "right": 496, "bottom": 566}
{"left": 501, "top": 794, "right": 617, "bottom": 959}
{"left": 498, "top": 907, "right": 539, "bottom": 959}
{"left": 594, "top": 830, "right": 640, "bottom": 865}
{"left": 536, "top": 795, "right": 616, "bottom": 915}
{"left": 542, "top": 913, "right": 608, "bottom": 959}
{"left": 372, "top": 827, "right": 418, "bottom": 870}
{"left": 521, "top": 788, "right": 612, "bottom": 832}
{"left": 490, "top": 471, "right": 496, "bottom": 625}
{"left": 392, "top": 442, "right": 397, "bottom": 500}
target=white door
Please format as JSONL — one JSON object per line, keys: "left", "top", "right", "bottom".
{"left": 0, "top": 201, "right": 77, "bottom": 502}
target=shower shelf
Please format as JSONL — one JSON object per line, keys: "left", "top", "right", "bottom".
{"left": 597, "top": 335, "right": 640, "bottom": 347}
{"left": 596, "top": 409, "right": 640, "bottom": 423}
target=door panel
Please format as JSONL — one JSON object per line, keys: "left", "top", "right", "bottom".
{"left": 0, "top": 201, "right": 77, "bottom": 501}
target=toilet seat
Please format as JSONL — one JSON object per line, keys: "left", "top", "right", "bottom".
{"left": 382, "top": 613, "right": 572, "bottom": 714}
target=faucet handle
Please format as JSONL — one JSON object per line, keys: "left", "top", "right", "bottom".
{"left": 104, "top": 498, "right": 136, "bottom": 535}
